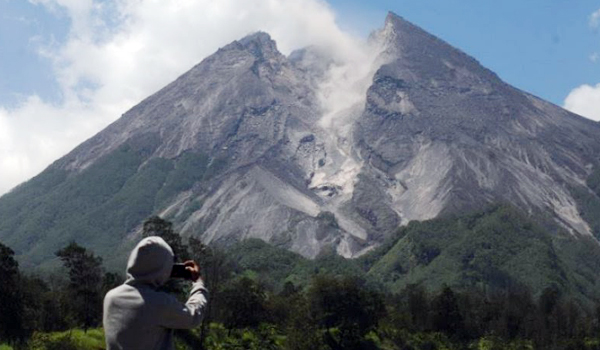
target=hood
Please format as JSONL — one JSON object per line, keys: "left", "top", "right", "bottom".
{"left": 125, "top": 236, "right": 174, "bottom": 287}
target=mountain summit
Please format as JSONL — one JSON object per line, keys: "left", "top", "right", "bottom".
{"left": 2, "top": 13, "right": 600, "bottom": 272}
{"left": 358, "top": 13, "right": 600, "bottom": 233}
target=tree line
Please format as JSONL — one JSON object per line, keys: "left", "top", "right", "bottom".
{"left": 2, "top": 216, "right": 600, "bottom": 349}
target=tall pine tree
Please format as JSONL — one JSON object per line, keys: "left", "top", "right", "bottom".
{"left": 0, "top": 241, "right": 27, "bottom": 343}
{"left": 56, "top": 242, "right": 103, "bottom": 331}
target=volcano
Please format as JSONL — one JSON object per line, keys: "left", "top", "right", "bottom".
{"left": 1, "top": 13, "right": 600, "bottom": 274}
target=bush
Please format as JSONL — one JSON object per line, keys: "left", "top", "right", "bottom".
{"left": 27, "top": 329, "right": 105, "bottom": 350}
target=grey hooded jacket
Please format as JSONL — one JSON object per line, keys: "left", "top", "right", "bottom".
{"left": 103, "top": 236, "right": 208, "bottom": 350}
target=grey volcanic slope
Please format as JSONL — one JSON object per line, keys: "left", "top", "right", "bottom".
{"left": 355, "top": 14, "right": 600, "bottom": 235}
{"left": 1, "top": 12, "right": 600, "bottom": 270}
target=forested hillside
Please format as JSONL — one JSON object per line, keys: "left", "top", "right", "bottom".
{"left": 3, "top": 208, "right": 600, "bottom": 350}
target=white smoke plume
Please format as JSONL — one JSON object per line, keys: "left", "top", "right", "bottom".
{"left": 307, "top": 22, "right": 392, "bottom": 201}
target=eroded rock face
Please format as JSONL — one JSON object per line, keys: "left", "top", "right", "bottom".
{"left": 354, "top": 13, "right": 600, "bottom": 238}
{"left": 3, "top": 13, "right": 600, "bottom": 265}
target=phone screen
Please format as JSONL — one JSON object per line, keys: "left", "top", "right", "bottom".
{"left": 170, "top": 263, "right": 192, "bottom": 279}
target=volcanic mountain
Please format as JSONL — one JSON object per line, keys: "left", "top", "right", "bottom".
{"left": 2, "top": 13, "right": 600, "bottom": 273}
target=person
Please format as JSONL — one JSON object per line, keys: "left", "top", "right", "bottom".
{"left": 103, "top": 236, "right": 208, "bottom": 350}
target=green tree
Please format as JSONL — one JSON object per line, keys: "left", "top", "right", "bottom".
{"left": 55, "top": 242, "right": 103, "bottom": 331}
{"left": 189, "top": 237, "right": 233, "bottom": 347}
{"left": 431, "top": 285, "right": 464, "bottom": 338}
{"left": 406, "top": 283, "right": 429, "bottom": 331}
{"left": 101, "top": 272, "right": 123, "bottom": 297}
{"left": 0, "top": 241, "right": 27, "bottom": 343}
{"left": 20, "top": 276, "right": 69, "bottom": 333}
{"left": 219, "top": 277, "right": 268, "bottom": 331}
{"left": 285, "top": 295, "right": 326, "bottom": 350}
{"left": 535, "top": 285, "right": 564, "bottom": 347}
{"left": 500, "top": 287, "right": 536, "bottom": 340}
{"left": 142, "top": 216, "right": 189, "bottom": 260}
{"left": 307, "top": 275, "right": 384, "bottom": 350}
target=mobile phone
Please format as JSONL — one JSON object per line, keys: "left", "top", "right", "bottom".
{"left": 170, "top": 263, "right": 192, "bottom": 279}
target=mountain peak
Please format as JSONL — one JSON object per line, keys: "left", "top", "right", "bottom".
{"left": 239, "top": 31, "right": 274, "bottom": 46}
{"left": 382, "top": 11, "right": 455, "bottom": 54}
{"left": 236, "top": 31, "right": 280, "bottom": 58}
{"left": 371, "top": 11, "right": 444, "bottom": 58}
{"left": 375, "top": 10, "right": 501, "bottom": 89}
{"left": 384, "top": 11, "right": 405, "bottom": 26}
{"left": 384, "top": 11, "right": 429, "bottom": 36}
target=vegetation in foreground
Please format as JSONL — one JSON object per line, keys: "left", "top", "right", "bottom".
{"left": 2, "top": 209, "right": 600, "bottom": 349}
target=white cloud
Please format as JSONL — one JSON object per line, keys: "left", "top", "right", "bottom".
{"left": 564, "top": 83, "right": 600, "bottom": 122}
{"left": 0, "top": 0, "right": 368, "bottom": 195}
{"left": 591, "top": 9, "right": 600, "bottom": 28}
{"left": 0, "top": 96, "right": 116, "bottom": 192}
{"left": 562, "top": 9, "right": 600, "bottom": 123}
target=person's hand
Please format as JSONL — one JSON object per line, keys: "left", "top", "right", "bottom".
{"left": 183, "top": 260, "right": 201, "bottom": 282}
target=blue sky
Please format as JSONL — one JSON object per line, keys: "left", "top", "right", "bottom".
{"left": 0, "top": 0, "right": 65, "bottom": 105}
{"left": 0, "top": 0, "right": 599, "bottom": 195}
{"left": 2, "top": 1, "right": 599, "bottom": 107}
{"left": 330, "top": 0, "right": 600, "bottom": 106}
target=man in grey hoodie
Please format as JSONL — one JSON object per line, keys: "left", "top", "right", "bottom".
{"left": 103, "top": 236, "right": 208, "bottom": 350}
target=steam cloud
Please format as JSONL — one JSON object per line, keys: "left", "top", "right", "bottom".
{"left": 307, "top": 24, "right": 391, "bottom": 199}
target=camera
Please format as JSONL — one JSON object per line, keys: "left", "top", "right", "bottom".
{"left": 170, "top": 263, "right": 193, "bottom": 279}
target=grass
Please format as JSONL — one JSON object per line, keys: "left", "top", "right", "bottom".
{"left": 28, "top": 328, "right": 105, "bottom": 350}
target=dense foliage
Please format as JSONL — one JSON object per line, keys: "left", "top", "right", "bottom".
{"left": 55, "top": 242, "right": 105, "bottom": 330}
{"left": 0, "top": 144, "right": 220, "bottom": 272}
{"left": 2, "top": 210, "right": 600, "bottom": 349}
{"left": 366, "top": 205, "right": 600, "bottom": 304}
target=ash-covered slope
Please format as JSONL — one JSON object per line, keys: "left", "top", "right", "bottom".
{"left": 354, "top": 13, "right": 600, "bottom": 235}
{"left": 0, "top": 31, "right": 369, "bottom": 268}
{"left": 2, "top": 13, "right": 600, "bottom": 271}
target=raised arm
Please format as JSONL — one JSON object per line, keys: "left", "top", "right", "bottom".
{"left": 157, "top": 261, "right": 209, "bottom": 329}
